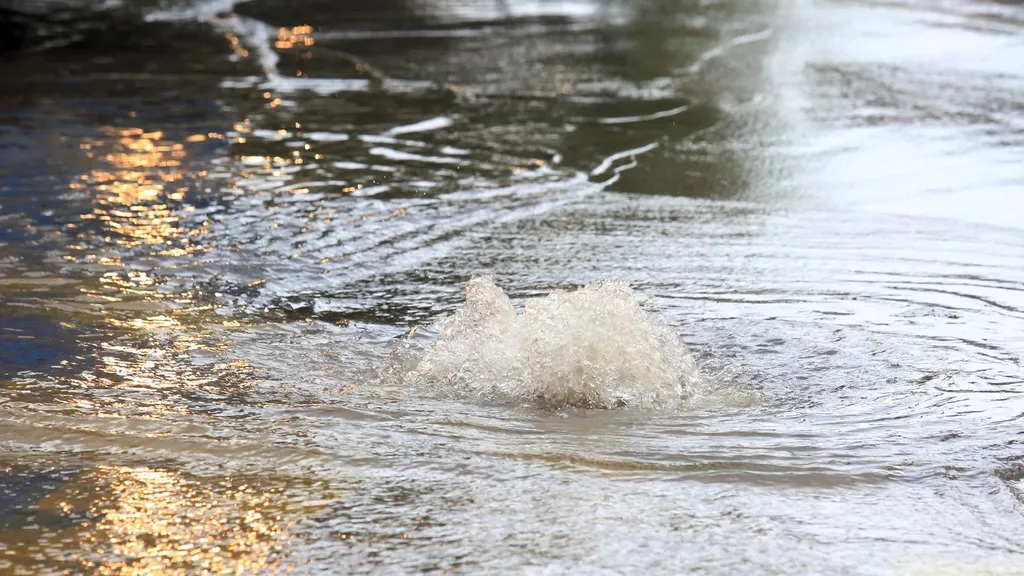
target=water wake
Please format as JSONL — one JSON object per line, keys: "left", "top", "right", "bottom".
{"left": 405, "top": 276, "right": 712, "bottom": 410}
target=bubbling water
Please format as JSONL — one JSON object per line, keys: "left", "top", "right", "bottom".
{"left": 404, "top": 276, "right": 709, "bottom": 410}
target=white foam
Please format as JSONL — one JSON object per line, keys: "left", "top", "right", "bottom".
{"left": 306, "top": 132, "right": 351, "bottom": 143}
{"left": 369, "top": 147, "right": 463, "bottom": 165}
{"left": 386, "top": 116, "right": 453, "bottom": 136}
{"left": 251, "top": 129, "right": 291, "bottom": 141}
{"left": 405, "top": 276, "right": 708, "bottom": 410}
{"left": 144, "top": 0, "right": 242, "bottom": 23}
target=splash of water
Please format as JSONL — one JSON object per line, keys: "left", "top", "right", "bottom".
{"left": 404, "top": 276, "right": 708, "bottom": 410}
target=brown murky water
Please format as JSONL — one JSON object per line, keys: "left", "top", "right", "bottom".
{"left": 1, "top": 0, "right": 1023, "bottom": 573}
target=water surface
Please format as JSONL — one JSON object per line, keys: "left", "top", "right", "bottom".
{"left": 1, "top": 0, "right": 1023, "bottom": 573}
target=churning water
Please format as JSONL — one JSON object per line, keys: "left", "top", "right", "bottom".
{"left": 405, "top": 276, "right": 721, "bottom": 410}
{"left": 1, "top": 0, "right": 1023, "bottom": 574}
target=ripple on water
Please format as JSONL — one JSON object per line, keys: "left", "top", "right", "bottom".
{"left": 2, "top": 0, "right": 1024, "bottom": 572}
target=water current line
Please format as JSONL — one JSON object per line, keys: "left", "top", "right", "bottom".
{"left": 147, "top": 0, "right": 397, "bottom": 90}
{"left": 591, "top": 142, "right": 660, "bottom": 177}
{"left": 685, "top": 28, "right": 774, "bottom": 74}
{"left": 142, "top": 0, "right": 678, "bottom": 283}
{"left": 145, "top": 0, "right": 672, "bottom": 191}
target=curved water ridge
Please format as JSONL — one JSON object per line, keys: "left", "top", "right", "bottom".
{"left": 405, "top": 276, "right": 743, "bottom": 410}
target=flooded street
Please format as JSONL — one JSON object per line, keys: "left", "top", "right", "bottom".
{"left": 1, "top": 0, "right": 1023, "bottom": 573}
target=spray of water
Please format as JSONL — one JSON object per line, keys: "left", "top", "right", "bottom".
{"left": 404, "top": 276, "right": 718, "bottom": 410}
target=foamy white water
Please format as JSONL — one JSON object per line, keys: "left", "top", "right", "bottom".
{"left": 405, "top": 276, "right": 735, "bottom": 410}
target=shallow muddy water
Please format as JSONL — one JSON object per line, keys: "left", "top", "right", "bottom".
{"left": 1, "top": 0, "right": 1023, "bottom": 573}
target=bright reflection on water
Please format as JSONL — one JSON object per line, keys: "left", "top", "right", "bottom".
{"left": 1, "top": 0, "right": 1024, "bottom": 573}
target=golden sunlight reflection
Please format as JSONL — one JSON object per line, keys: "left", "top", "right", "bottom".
{"left": 73, "top": 126, "right": 208, "bottom": 257}
{"left": 0, "top": 464, "right": 340, "bottom": 574}
{"left": 225, "top": 32, "right": 250, "bottom": 59}
{"left": 83, "top": 328, "right": 257, "bottom": 402}
{"left": 275, "top": 25, "right": 315, "bottom": 50}
{"left": 71, "top": 466, "right": 296, "bottom": 575}
{"left": 63, "top": 123, "right": 259, "bottom": 401}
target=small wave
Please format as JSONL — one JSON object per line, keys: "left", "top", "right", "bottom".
{"left": 404, "top": 276, "right": 737, "bottom": 410}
